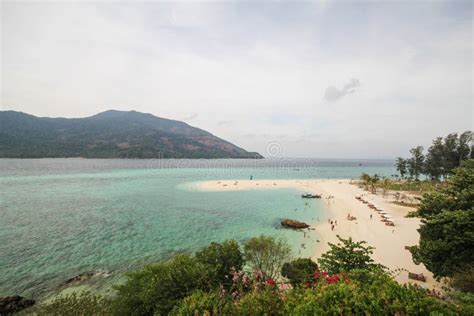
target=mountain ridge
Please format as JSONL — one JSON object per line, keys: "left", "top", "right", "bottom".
{"left": 0, "top": 110, "right": 263, "bottom": 159}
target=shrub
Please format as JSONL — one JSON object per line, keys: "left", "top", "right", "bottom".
{"left": 318, "top": 235, "right": 383, "bottom": 274}
{"left": 195, "top": 240, "right": 244, "bottom": 289}
{"left": 37, "top": 291, "right": 112, "bottom": 316}
{"left": 411, "top": 160, "right": 474, "bottom": 278}
{"left": 451, "top": 266, "right": 474, "bottom": 293}
{"left": 283, "top": 269, "right": 458, "bottom": 315}
{"left": 170, "top": 290, "right": 234, "bottom": 315}
{"left": 112, "top": 254, "right": 205, "bottom": 315}
{"left": 234, "top": 287, "right": 284, "bottom": 315}
{"left": 281, "top": 258, "right": 318, "bottom": 287}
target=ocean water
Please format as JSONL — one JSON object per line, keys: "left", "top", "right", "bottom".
{"left": 0, "top": 158, "right": 395, "bottom": 298}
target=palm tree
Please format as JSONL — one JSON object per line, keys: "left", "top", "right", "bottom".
{"left": 360, "top": 173, "right": 370, "bottom": 191}
{"left": 381, "top": 178, "right": 391, "bottom": 197}
{"left": 369, "top": 174, "right": 380, "bottom": 194}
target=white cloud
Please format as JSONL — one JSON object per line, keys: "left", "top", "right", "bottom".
{"left": 1, "top": 1, "right": 472, "bottom": 158}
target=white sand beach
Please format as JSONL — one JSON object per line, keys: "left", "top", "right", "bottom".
{"left": 193, "top": 179, "right": 440, "bottom": 289}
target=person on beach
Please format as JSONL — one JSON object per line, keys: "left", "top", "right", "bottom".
{"left": 335, "top": 220, "right": 337, "bottom": 225}
{"left": 370, "top": 214, "right": 373, "bottom": 219}
{"left": 331, "top": 224, "right": 334, "bottom": 231}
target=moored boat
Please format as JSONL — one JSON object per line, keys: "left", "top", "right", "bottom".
{"left": 301, "top": 193, "right": 321, "bottom": 199}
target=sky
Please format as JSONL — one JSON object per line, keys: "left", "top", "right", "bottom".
{"left": 1, "top": 0, "right": 473, "bottom": 158}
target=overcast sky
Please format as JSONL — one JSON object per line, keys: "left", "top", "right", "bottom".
{"left": 1, "top": 1, "right": 472, "bottom": 158}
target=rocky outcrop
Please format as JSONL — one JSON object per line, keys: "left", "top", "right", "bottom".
{"left": 0, "top": 296, "right": 35, "bottom": 314}
{"left": 281, "top": 219, "right": 310, "bottom": 229}
{"left": 64, "top": 270, "right": 110, "bottom": 285}
{"left": 64, "top": 271, "right": 96, "bottom": 284}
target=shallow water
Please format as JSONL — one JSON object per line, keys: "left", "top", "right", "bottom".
{"left": 0, "top": 158, "right": 395, "bottom": 298}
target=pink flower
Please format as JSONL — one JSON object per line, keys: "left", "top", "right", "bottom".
{"left": 279, "top": 283, "right": 290, "bottom": 291}
{"left": 242, "top": 275, "right": 249, "bottom": 285}
{"left": 232, "top": 271, "right": 239, "bottom": 282}
{"left": 304, "top": 281, "right": 311, "bottom": 288}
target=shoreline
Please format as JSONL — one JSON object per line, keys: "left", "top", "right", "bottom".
{"left": 192, "top": 179, "right": 441, "bottom": 290}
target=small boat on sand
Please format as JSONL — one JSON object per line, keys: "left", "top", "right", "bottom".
{"left": 301, "top": 193, "right": 321, "bottom": 199}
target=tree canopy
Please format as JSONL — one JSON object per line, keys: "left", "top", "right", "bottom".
{"left": 395, "top": 131, "right": 473, "bottom": 180}
{"left": 317, "top": 235, "right": 383, "bottom": 274}
{"left": 243, "top": 235, "right": 292, "bottom": 280}
{"left": 410, "top": 160, "right": 474, "bottom": 278}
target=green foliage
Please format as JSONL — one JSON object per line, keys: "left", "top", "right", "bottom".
{"left": 170, "top": 290, "right": 233, "bottom": 315}
{"left": 37, "top": 291, "right": 112, "bottom": 316}
{"left": 318, "top": 235, "right": 382, "bottom": 274}
{"left": 173, "top": 270, "right": 458, "bottom": 315}
{"left": 410, "top": 160, "right": 474, "bottom": 278}
{"left": 408, "top": 146, "right": 425, "bottom": 180}
{"left": 359, "top": 173, "right": 380, "bottom": 193}
{"left": 38, "top": 237, "right": 466, "bottom": 315}
{"left": 281, "top": 258, "right": 318, "bottom": 287}
{"left": 195, "top": 240, "right": 244, "bottom": 289}
{"left": 234, "top": 287, "right": 284, "bottom": 315}
{"left": 283, "top": 269, "right": 457, "bottom": 315}
{"left": 448, "top": 291, "right": 474, "bottom": 316}
{"left": 412, "top": 209, "right": 474, "bottom": 278}
{"left": 396, "top": 157, "right": 408, "bottom": 178}
{"left": 243, "top": 235, "right": 292, "bottom": 280}
{"left": 396, "top": 131, "right": 473, "bottom": 181}
{"left": 451, "top": 266, "right": 474, "bottom": 293}
{"left": 112, "top": 254, "right": 205, "bottom": 316}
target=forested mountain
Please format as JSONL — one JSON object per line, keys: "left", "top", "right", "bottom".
{"left": 0, "top": 110, "right": 263, "bottom": 159}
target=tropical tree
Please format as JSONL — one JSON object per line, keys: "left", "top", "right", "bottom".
{"left": 195, "top": 240, "right": 244, "bottom": 289}
{"left": 458, "top": 131, "right": 473, "bottom": 164}
{"left": 243, "top": 235, "right": 292, "bottom": 280}
{"left": 380, "top": 178, "right": 391, "bottom": 197}
{"left": 410, "top": 160, "right": 474, "bottom": 278}
{"left": 369, "top": 174, "right": 379, "bottom": 194}
{"left": 281, "top": 258, "right": 319, "bottom": 287}
{"left": 360, "top": 173, "right": 370, "bottom": 190}
{"left": 112, "top": 254, "right": 205, "bottom": 315}
{"left": 443, "top": 133, "right": 459, "bottom": 177}
{"left": 395, "top": 157, "right": 407, "bottom": 179}
{"left": 318, "top": 235, "right": 382, "bottom": 274}
{"left": 424, "top": 137, "right": 445, "bottom": 180}
{"left": 408, "top": 146, "right": 424, "bottom": 180}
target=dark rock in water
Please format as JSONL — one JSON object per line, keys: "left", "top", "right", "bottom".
{"left": 0, "top": 296, "right": 35, "bottom": 314}
{"left": 281, "top": 219, "right": 310, "bottom": 229}
{"left": 65, "top": 271, "right": 95, "bottom": 284}
{"left": 63, "top": 270, "right": 112, "bottom": 285}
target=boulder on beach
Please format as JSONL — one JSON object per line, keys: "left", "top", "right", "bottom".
{"left": 281, "top": 219, "right": 310, "bottom": 229}
{"left": 0, "top": 296, "right": 35, "bottom": 314}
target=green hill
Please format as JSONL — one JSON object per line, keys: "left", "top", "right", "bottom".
{"left": 0, "top": 110, "right": 263, "bottom": 159}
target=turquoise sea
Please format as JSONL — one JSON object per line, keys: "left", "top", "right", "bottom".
{"left": 0, "top": 158, "right": 395, "bottom": 299}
